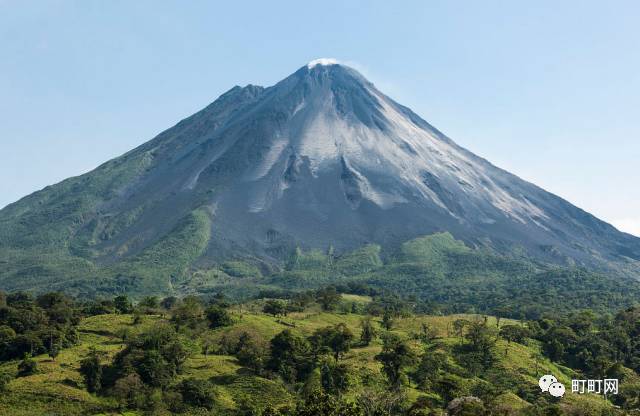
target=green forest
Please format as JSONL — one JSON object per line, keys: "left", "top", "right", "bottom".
{"left": 1, "top": 286, "right": 639, "bottom": 415}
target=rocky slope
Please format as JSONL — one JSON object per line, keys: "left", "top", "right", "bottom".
{"left": 1, "top": 60, "right": 639, "bottom": 294}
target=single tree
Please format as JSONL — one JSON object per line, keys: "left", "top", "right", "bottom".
{"left": 316, "top": 287, "right": 341, "bottom": 312}
{"left": 493, "top": 305, "right": 512, "bottom": 328}
{"left": 205, "top": 305, "right": 233, "bottom": 329}
{"left": 360, "top": 317, "right": 377, "bottom": 346}
{"left": 268, "top": 329, "right": 312, "bottom": 383}
{"left": 263, "top": 299, "right": 288, "bottom": 317}
{"left": 113, "top": 295, "right": 133, "bottom": 314}
{"left": 412, "top": 350, "right": 446, "bottom": 390}
{"left": 382, "top": 309, "right": 394, "bottom": 330}
{"left": 48, "top": 345, "right": 60, "bottom": 361}
{"left": 418, "top": 322, "right": 438, "bottom": 347}
{"left": 80, "top": 350, "right": 103, "bottom": 393}
{"left": 138, "top": 296, "right": 160, "bottom": 310}
{"left": 172, "top": 296, "right": 205, "bottom": 329}
{"left": 311, "top": 323, "right": 354, "bottom": 361}
{"left": 375, "top": 334, "right": 416, "bottom": 388}
{"left": 160, "top": 296, "right": 180, "bottom": 310}
{"left": 236, "top": 332, "right": 268, "bottom": 374}
{"left": 112, "top": 373, "right": 145, "bottom": 409}
{"left": 499, "top": 325, "right": 530, "bottom": 353}
{"left": 179, "top": 378, "right": 216, "bottom": 410}
{"left": 453, "top": 319, "right": 469, "bottom": 342}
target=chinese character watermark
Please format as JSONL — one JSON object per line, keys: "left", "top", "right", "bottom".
{"left": 571, "top": 379, "right": 618, "bottom": 395}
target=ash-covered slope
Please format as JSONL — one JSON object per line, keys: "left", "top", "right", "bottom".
{"left": 1, "top": 60, "right": 639, "bottom": 293}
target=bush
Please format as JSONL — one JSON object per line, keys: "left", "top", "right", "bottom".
{"left": 268, "top": 329, "right": 312, "bottom": 383}
{"left": 172, "top": 296, "right": 204, "bottom": 329}
{"left": 310, "top": 323, "right": 354, "bottom": 361}
{"left": 112, "top": 373, "right": 146, "bottom": 409}
{"left": 446, "top": 396, "right": 487, "bottom": 416}
{"left": 179, "top": 378, "right": 216, "bottom": 410}
{"left": 114, "top": 295, "right": 133, "bottom": 314}
{"left": 17, "top": 355, "right": 38, "bottom": 377}
{"left": 163, "top": 389, "right": 185, "bottom": 413}
{"left": 80, "top": 351, "right": 103, "bottom": 393}
{"left": 316, "top": 287, "right": 341, "bottom": 311}
{"left": 263, "top": 299, "right": 288, "bottom": 317}
{"left": 0, "top": 325, "right": 16, "bottom": 342}
{"left": 136, "top": 350, "right": 176, "bottom": 388}
{"left": 160, "top": 296, "right": 180, "bottom": 310}
{"left": 48, "top": 345, "right": 60, "bottom": 361}
{"left": 206, "top": 305, "right": 233, "bottom": 329}
{"left": 0, "top": 372, "right": 13, "bottom": 392}
{"left": 235, "top": 332, "right": 268, "bottom": 373}
{"left": 360, "top": 317, "right": 377, "bottom": 346}
{"left": 499, "top": 325, "right": 530, "bottom": 345}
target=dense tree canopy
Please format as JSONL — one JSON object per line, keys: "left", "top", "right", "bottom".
{"left": 1, "top": 287, "right": 639, "bottom": 414}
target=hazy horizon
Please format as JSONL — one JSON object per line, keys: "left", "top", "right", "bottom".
{"left": 1, "top": 0, "right": 638, "bottom": 236}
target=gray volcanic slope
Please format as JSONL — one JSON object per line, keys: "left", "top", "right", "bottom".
{"left": 1, "top": 60, "right": 639, "bottom": 292}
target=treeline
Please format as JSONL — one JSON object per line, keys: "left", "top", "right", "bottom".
{"left": 269, "top": 237, "right": 640, "bottom": 321}
{"left": 529, "top": 307, "right": 640, "bottom": 410}
{"left": 0, "top": 291, "right": 80, "bottom": 362}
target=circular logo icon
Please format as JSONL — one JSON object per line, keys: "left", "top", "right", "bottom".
{"left": 539, "top": 375, "right": 558, "bottom": 392}
{"left": 548, "top": 382, "right": 566, "bottom": 397}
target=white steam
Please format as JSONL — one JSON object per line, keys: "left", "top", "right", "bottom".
{"left": 307, "top": 58, "right": 339, "bottom": 69}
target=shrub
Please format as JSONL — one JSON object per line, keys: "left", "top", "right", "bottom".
{"left": 179, "top": 378, "right": 216, "bottom": 410}
{"left": 206, "top": 305, "right": 233, "bottom": 329}
{"left": 80, "top": 351, "right": 103, "bottom": 393}
{"left": 235, "top": 332, "right": 268, "bottom": 373}
{"left": 268, "top": 329, "right": 312, "bottom": 383}
{"left": 114, "top": 295, "right": 133, "bottom": 314}
{"left": 172, "top": 296, "right": 204, "bottom": 329}
{"left": 17, "top": 355, "right": 38, "bottom": 377}
{"left": 263, "top": 299, "right": 288, "bottom": 317}
{"left": 360, "top": 317, "right": 377, "bottom": 346}
{"left": 0, "top": 372, "right": 13, "bottom": 392}
{"left": 446, "top": 396, "right": 487, "bottom": 416}
{"left": 112, "top": 373, "right": 146, "bottom": 409}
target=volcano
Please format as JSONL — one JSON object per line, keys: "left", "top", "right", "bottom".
{"left": 1, "top": 60, "right": 639, "bottom": 295}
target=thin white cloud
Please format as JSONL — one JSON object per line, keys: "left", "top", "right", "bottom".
{"left": 611, "top": 218, "right": 640, "bottom": 237}
{"left": 307, "top": 58, "right": 339, "bottom": 69}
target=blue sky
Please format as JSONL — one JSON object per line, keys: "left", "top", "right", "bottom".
{"left": 1, "top": 0, "right": 639, "bottom": 236}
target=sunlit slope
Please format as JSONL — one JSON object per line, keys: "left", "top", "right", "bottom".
{"left": 0, "top": 308, "right": 617, "bottom": 415}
